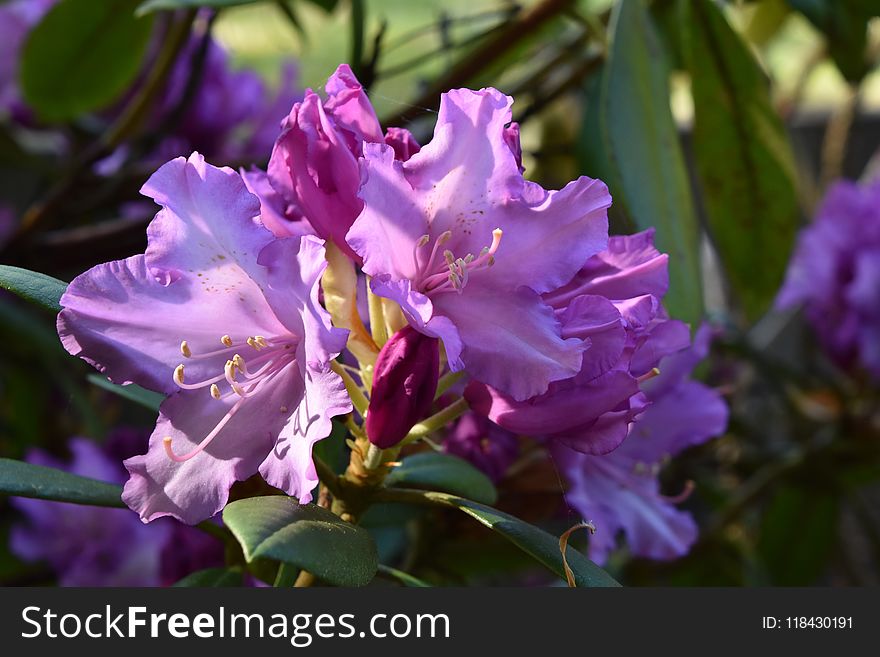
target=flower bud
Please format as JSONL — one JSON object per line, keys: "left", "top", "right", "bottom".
{"left": 366, "top": 325, "right": 439, "bottom": 448}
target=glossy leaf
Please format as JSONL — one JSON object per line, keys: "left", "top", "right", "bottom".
{"left": 602, "top": 0, "right": 703, "bottom": 327}
{"left": 173, "top": 567, "right": 244, "bottom": 587}
{"left": 385, "top": 452, "right": 498, "bottom": 506}
{"left": 0, "top": 458, "right": 124, "bottom": 508}
{"left": 21, "top": 0, "right": 154, "bottom": 122}
{"left": 0, "top": 265, "right": 66, "bottom": 313}
{"left": 223, "top": 496, "right": 378, "bottom": 587}
{"left": 87, "top": 374, "right": 163, "bottom": 412}
{"left": 682, "top": 0, "right": 799, "bottom": 321}
{"left": 379, "top": 489, "right": 620, "bottom": 587}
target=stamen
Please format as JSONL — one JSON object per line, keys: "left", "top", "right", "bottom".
{"left": 210, "top": 384, "right": 221, "bottom": 399}
{"left": 437, "top": 230, "right": 452, "bottom": 245}
{"left": 637, "top": 367, "right": 661, "bottom": 384}
{"left": 162, "top": 395, "right": 248, "bottom": 462}
{"left": 255, "top": 336, "right": 269, "bottom": 348}
{"left": 659, "top": 480, "right": 695, "bottom": 504}
{"left": 417, "top": 234, "right": 431, "bottom": 247}
{"left": 221, "top": 335, "right": 233, "bottom": 347}
{"left": 173, "top": 364, "right": 185, "bottom": 385}
{"left": 180, "top": 341, "right": 191, "bottom": 358}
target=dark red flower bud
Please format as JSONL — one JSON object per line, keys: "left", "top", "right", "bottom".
{"left": 366, "top": 325, "right": 439, "bottom": 449}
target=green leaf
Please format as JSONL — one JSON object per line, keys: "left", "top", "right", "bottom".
{"left": 87, "top": 374, "right": 163, "bottom": 412}
{"left": 602, "top": 0, "right": 703, "bottom": 327}
{"left": 0, "top": 458, "right": 124, "bottom": 508}
{"left": 0, "top": 265, "right": 66, "bottom": 313}
{"left": 681, "top": 0, "right": 799, "bottom": 321}
{"left": 136, "top": 0, "right": 261, "bottom": 15}
{"left": 173, "top": 567, "right": 244, "bottom": 587}
{"left": 788, "top": 0, "right": 877, "bottom": 82}
{"left": 385, "top": 452, "right": 498, "bottom": 505}
{"left": 380, "top": 490, "right": 620, "bottom": 587}
{"left": 758, "top": 484, "right": 839, "bottom": 585}
{"left": 377, "top": 564, "right": 431, "bottom": 587}
{"left": 21, "top": 0, "right": 154, "bottom": 122}
{"left": 223, "top": 496, "right": 378, "bottom": 587}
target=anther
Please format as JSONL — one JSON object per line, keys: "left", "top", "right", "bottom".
{"left": 210, "top": 384, "right": 221, "bottom": 399}
{"left": 233, "top": 354, "right": 245, "bottom": 372}
{"left": 180, "top": 340, "right": 191, "bottom": 358}
{"left": 173, "top": 364, "right": 185, "bottom": 385}
{"left": 437, "top": 230, "right": 452, "bottom": 245}
{"left": 637, "top": 367, "right": 661, "bottom": 384}
{"left": 221, "top": 335, "right": 233, "bottom": 347}
{"left": 255, "top": 336, "right": 269, "bottom": 348}
{"left": 443, "top": 249, "right": 455, "bottom": 266}
{"left": 417, "top": 234, "right": 431, "bottom": 247}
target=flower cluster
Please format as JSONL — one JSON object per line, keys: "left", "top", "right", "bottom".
{"left": 777, "top": 179, "right": 880, "bottom": 380}
{"left": 56, "top": 62, "right": 727, "bottom": 568}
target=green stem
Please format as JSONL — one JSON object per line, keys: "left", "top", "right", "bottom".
{"left": 273, "top": 563, "right": 298, "bottom": 587}
{"left": 402, "top": 398, "right": 469, "bottom": 446}
{"left": 435, "top": 371, "right": 465, "bottom": 399}
{"left": 312, "top": 453, "right": 344, "bottom": 499}
{"left": 330, "top": 361, "right": 369, "bottom": 416}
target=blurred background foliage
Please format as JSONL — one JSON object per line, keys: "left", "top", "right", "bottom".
{"left": 1, "top": 0, "right": 879, "bottom": 586}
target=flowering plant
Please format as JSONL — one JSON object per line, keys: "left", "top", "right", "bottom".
{"left": 0, "top": 0, "right": 878, "bottom": 588}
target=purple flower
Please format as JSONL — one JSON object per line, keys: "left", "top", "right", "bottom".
{"left": 777, "top": 179, "right": 880, "bottom": 379}
{"left": 57, "top": 153, "right": 351, "bottom": 524}
{"left": 466, "top": 230, "right": 687, "bottom": 454}
{"left": 366, "top": 325, "right": 439, "bottom": 448}
{"left": 443, "top": 413, "right": 520, "bottom": 483}
{"left": 0, "top": 0, "right": 54, "bottom": 122}
{"left": 268, "top": 64, "right": 420, "bottom": 263}
{"left": 10, "top": 434, "right": 224, "bottom": 586}
{"left": 553, "top": 325, "right": 728, "bottom": 564}
{"left": 347, "top": 87, "right": 610, "bottom": 401}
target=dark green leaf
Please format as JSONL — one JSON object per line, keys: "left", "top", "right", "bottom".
{"left": 0, "top": 458, "right": 124, "bottom": 508}
{"left": 21, "top": 0, "right": 154, "bottom": 122}
{"left": 682, "top": 0, "right": 799, "bottom": 321}
{"left": 173, "top": 567, "right": 244, "bottom": 587}
{"left": 602, "top": 0, "right": 703, "bottom": 327}
{"left": 223, "top": 496, "right": 378, "bottom": 587}
{"left": 788, "top": 0, "right": 877, "bottom": 82}
{"left": 377, "top": 564, "right": 431, "bottom": 587}
{"left": 0, "top": 265, "right": 66, "bottom": 313}
{"left": 87, "top": 374, "right": 163, "bottom": 412}
{"left": 136, "top": 0, "right": 260, "bottom": 15}
{"left": 385, "top": 452, "right": 498, "bottom": 505}
{"left": 380, "top": 490, "right": 620, "bottom": 587}
{"left": 758, "top": 485, "right": 838, "bottom": 585}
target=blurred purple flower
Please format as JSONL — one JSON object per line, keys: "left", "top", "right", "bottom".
{"left": 347, "top": 87, "right": 610, "bottom": 401}
{"left": 57, "top": 153, "right": 350, "bottom": 524}
{"left": 777, "top": 179, "right": 880, "bottom": 379}
{"left": 467, "top": 230, "right": 687, "bottom": 454}
{"left": 0, "top": 0, "right": 54, "bottom": 122}
{"left": 10, "top": 434, "right": 224, "bottom": 586}
{"left": 268, "top": 64, "right": 421, "bottom": 262}
{"left": 553, "top": 325, "right": 729, "bottom": 564}
{"left": 443, "top": 413, "right": 519, "bottom": 483}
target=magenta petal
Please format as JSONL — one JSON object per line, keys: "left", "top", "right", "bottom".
{"left": 324, "top": 63, "right": 383, "bottom": 144}
{"left": 384, "top": 126, "right": 420, "bottom": 161}
{"left": 241, "top": 166, "right": 314, "bottom": 239}
{"left": 259, "top": 366, "right": 351, "bottom": 503}
{"left": 122, "top": 360, "right": 305, "bottom": 524}
{"left": 436, "top": 285, "right": 583, "bottom": 400}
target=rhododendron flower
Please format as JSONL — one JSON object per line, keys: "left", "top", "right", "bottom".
{"left": 347, "top": 87, "right": 610, "bottom": 400}
{"left": 466, "top": 230, "right": 687, "bottom": 454}
{"left": 57, "top": 153, "right": 350, "bottom": 524}
{"left": 777, "top": 179, "right": 880, "bottom": 379}
{"left": 268, "top": 64, "right": 420, "bottom": 262}
{"left": 366, "top": 325, "right": 440, "bottom": 449}
{"left": 443, "top": 413, "right": 520, "bottom": 483}
{"left": 553, "top": 325, "right": 728, "bottom": 564}
{"left": 11, "top": 435, "right": 223, "bottom": 586}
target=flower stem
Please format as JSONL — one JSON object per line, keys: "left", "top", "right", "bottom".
{"left": 435, "top": 371, "right": 465, "bottom": 399}
{"left": 402, "top": 397, "right": 469, "bottom": 446}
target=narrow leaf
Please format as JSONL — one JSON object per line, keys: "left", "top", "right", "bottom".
{"left": 0, "top": 458, "right": 124, "bottom": 508}
{"left": 0, "top": 265, "right": 66, "bottom": 313}
{"left": 137, "top": 0, "right": 260, "bottom": 15}
{"left": 377, "top": 564, "right": 431, "bottom": 587}
{"left": 385, "top": 452, "right": 498, "bottom": 506}
{"left": 87, "top": 374, "right": 163, "bottom": 412}
{"left": 602, "top": 0, "right": 703, "bottom": 327}
{"left": 223, "top": 496, "right": 378, "bottom": 587}
{"left": 682, "top": 0, "right": 799, "bottom": 320}
{"left": 173, "top": 567, "right": 244, "bottom": 587}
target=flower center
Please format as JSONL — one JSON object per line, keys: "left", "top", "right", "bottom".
{"left": 162, "top": 333, "right": 298, "bottom": 462}
{"left": 413, "top": 228, "right": 503, "bottom": 295}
